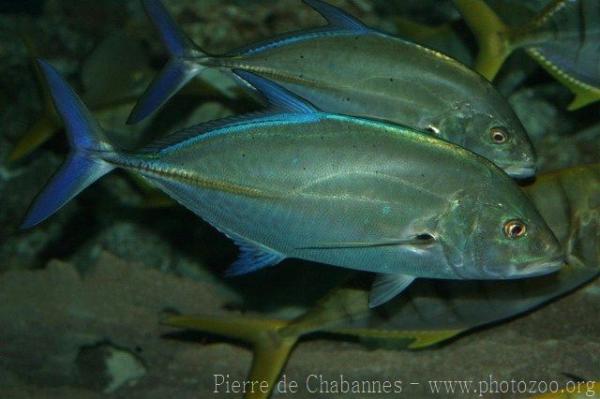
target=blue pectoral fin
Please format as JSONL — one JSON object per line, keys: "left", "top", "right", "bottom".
{"left": 303, "top": 0, "right": 371, "bottom": 32}
{"left": 22, "top": 61, "right": 114, "bottom": 229}
{"left": 226, "top": 237, "right": 285, "bottom": 276}
{"left": 128, "top": 0, "right": 207, "bottom": 124}
{"left": 233, "top": 70, "right": 319, "bottom": 114}
{"left": 369, "top": 273, "right": 416, "bottom": 308}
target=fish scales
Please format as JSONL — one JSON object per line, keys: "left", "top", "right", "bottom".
{"left": 23, "top": 61, "right": 562, "bottom": 306}
{"left": 129, "top": 0, "right": 536, "bottom": 178}
{"left": 350, "top": 164, "right": 600, "bottom": 331}
{"left": 225, "top": 33, "right": 489, "bottom": 121}
{"left": 114, "top": 114, "right": 492, "bottom": 276}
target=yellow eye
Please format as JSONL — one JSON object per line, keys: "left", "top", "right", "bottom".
{"left": 490, "top": 127, "right": 508, "bottom": 144}
{"left": 504, "top": 219, "right": 527, "bottom": 239}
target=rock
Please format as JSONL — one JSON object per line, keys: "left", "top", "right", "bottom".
{"left": 0, "top": 252, "right": 230, "bottom": 397}
{"left": 76, "top": 343, "right": 146, "bottom": 393}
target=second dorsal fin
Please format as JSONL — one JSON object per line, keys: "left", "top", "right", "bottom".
{"left": 303, "top": 0, "right": 371, "bottom": 32}
{"left": 233, "top": 70, "right": 319, "bottom": 114}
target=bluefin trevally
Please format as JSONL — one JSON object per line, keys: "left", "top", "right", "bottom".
{"left": 23, "top": 61, "right": 562, "bottom": 307}
{"left": 128, "top": 0, "right": 536, "bottom": 179}
{"left": 164, "top": 163, "right": 600, "bottom": 399}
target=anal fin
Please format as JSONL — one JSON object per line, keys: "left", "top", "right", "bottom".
{"left": 226, "top": 237, "right": 285, "bottom": 276}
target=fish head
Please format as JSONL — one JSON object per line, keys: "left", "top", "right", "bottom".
{"left": 438, "top": 189, "right": 564, "bottom": 280}
{"left": 432, "top": 100, "right": 537, "bottom": 179}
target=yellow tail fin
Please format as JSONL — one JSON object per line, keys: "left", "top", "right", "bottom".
{"left": 164, "top": 314, "right": 298, "bottom": 399}
{"left": 453, "top": 0, "right": 512, "bottom": 80}
{"left": 9, "top": 34, "right": 60, "bottom": 163}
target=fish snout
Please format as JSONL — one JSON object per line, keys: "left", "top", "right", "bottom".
{"left": 513, "top": 252, "right": 565, "bottom": 278}
{"left": 502, "top": 162, "right": 537, "bottom": 180}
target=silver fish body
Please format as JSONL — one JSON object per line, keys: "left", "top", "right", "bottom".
{"left": 130, "top": 0, "right": 536, "bottom": 178}
{"left": 118, "top": 111, "right": 557, "bottom": 280}
{"left": 25, "top": 62, "right": 561, "bottom": 306}
{"left": 224, "top": 33, "right": 528, "bottom": 170}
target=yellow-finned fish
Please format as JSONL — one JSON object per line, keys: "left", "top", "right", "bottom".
{"left": 454, "top": 0, "right": 600, "bottom": 110}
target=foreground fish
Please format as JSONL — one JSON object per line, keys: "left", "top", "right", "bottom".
{"left": 129, "top": 0, "right": 536, "bottom": 178}
{"left": 165, "top": 162, "right": 600, "bottom": 399}
{"left": 454, "top": 0, "right": 600, "bottom": 109}
{"left": 24, "top": 62, "right": 562, "bottom": 306}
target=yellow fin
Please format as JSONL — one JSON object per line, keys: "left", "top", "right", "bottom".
{"left": 526, "top": 48, "right": 600, "bottom": 110}
{"left": 8, "top": 34, "right": 60, "bottom": 162}
{"left": 407, "top": 329, "right": 463, "bottom": 349}
{"left": 279, "top": 285, "right": 368, "bottom": 338}
{"left": 164, "top": 314, "right": 297, "bottom": 399}
{"left": 8, "top": 114, "right": 59, "bottom": 162}
{"left": 453, "top": 0, "right": 512, "bottom": 80}
{"left": 330, "top": 327, "right": 463, "bottom": 349}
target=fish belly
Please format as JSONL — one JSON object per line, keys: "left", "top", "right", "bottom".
{"left": 127, "top": 117, "right": 479, "bottom": 278}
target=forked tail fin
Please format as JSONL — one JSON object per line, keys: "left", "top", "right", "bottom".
{"left": 21, "top": 61, "right": 115, "bottom": 229}
{"left": 127, "top": 0, "right": 210, "bottom": 124}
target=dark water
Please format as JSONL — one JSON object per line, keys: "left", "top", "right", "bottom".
{"left": 0, "top": 1, "right": 598, "bottom": 398}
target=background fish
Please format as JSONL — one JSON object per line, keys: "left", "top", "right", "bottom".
{"left": 165, "top": 162, "right": 600, "bottom": 399}
{"left": 454, "top": 0, "right": 600, "bottom": 109}
{"left": 394, "top": 16, "right": 473, "bottom": 65}
{"left": 8, "top": 33, "right": 154, "bottom": 162}
{"left": 129, "top": 0, "right": 536, "bottom": 178}
{"left": 8, "top": 32, "right": 239, "bottom": 163}
{"left": 23, "top": 63, "right": 561, "bottom": 307}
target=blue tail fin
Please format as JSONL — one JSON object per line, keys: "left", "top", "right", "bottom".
{"left": 127, "top": 0, "right": 208, "bottom": 124}
{"left": 21, "top": 61, "right": 115, "bottom": 229}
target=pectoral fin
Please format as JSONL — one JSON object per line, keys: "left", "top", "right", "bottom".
{"left": 233, "top": 70, "right": 319, "bottom": 114}
{"left": 369, "top": 273, "right": 416, "bottom": 308}
{"left": 298, "top": 235, "right": 436, "bottom": 250}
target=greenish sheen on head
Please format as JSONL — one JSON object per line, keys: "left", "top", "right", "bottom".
{"left": 437, "top": 188, "right": 563, "bottom": 280}
{"left": 430, "top": 96, "right": 537, "bottom": 179}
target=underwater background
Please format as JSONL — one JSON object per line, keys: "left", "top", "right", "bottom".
{"left": 1, "top": 0, "right": 599, "bottom": 398}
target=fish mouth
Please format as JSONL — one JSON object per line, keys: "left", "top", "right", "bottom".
{"left": 509, "top": 254, "right": 565, "bottom": 279}
{"left": 502, "top": 164, "right": 537, "bottom": 180}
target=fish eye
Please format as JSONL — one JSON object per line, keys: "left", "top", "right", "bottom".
{"left": 425, "top": 125, "right": 440, "bottom": 135}
{"left": 416, "top": 233, "right": 435, "bottom": 242}
{"left": 490, "top": 127, "right": 508, "bottom": 144}
{"left": 503, "top": 219, "right": 527, "bottom": 239}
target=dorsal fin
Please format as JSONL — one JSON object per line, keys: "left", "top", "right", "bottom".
{"left": 303, "top": 0, "right": 370, "bottom": 32}
{"left": 140, "top": 111, "right": 286, "bottom": 152}
{"left": 233, "top": 70, "right": 319, "bottom": 114}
